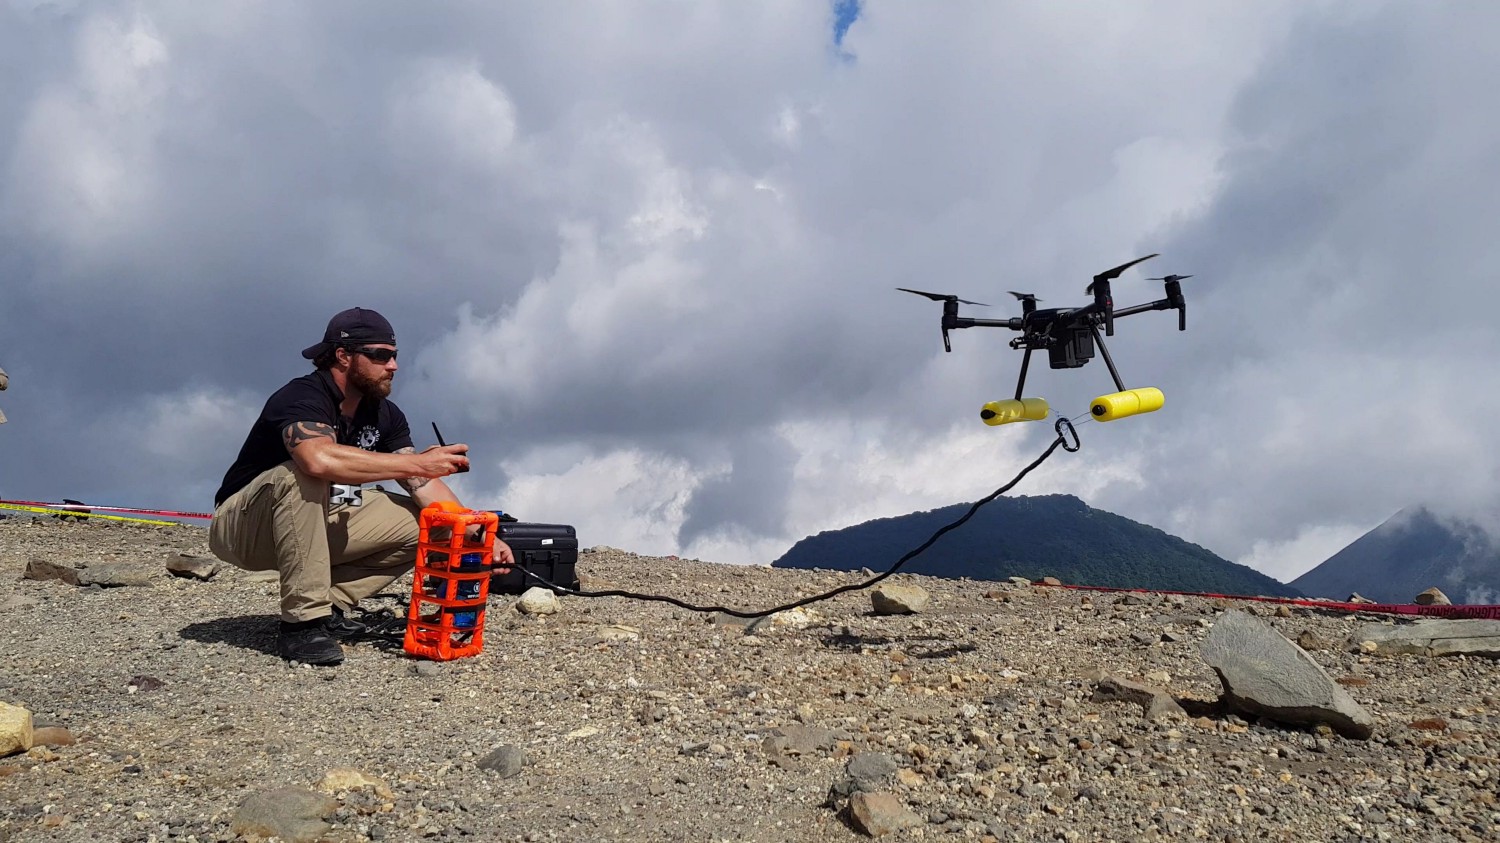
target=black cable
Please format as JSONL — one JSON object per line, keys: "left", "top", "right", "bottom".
{"left": 519, "top": 417, "right": 1080, "bottom": 618}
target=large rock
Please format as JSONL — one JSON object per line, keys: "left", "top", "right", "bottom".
{"left": 164, "top": 554, "right": 221, "bottom": 581}
{"left": 1200, "top": 610, "right": 1374, "bottom": 739}
{"left": 22, "top": 559, "right": 79, "bottom": 585}
{"left": 1353, "top": 619, "right": 1500, "bottom": 659}
{"left": 847, "top": 791, "right": 922, "bottom": 837}
{"left": 0, "top": 702, "right": 33, "bottom": 757}
{"left": 516, "top": 587, "right": 560, "bottom": 615}
{"left": 76, "top": 562, "right": 154, "bottom": 588}
{"left": 230, "top": 786, "right": 337, "bottom": 843}
{"left": 1091, "top": 673, "right": 1186, "bottom": 721}
{"left": 870, "top": 585, "right": 929, "bottom": 615}
{"left": 1413, "top": 587, "right": 1451, "bottom": 606}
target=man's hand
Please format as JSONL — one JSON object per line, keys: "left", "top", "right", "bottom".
{"left": 410, "top": 444, "right": 470, "bottom": 478}
{"left": 491, "top": 539, "right": 514, "bottom": 575}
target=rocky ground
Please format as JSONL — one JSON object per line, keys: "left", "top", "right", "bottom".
{"left": 2, "top": 516, "right": 1499, "bottom": 842}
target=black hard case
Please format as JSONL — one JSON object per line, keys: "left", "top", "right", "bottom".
{"left": 492, "top": 522, "right": 580, "bottom": 594}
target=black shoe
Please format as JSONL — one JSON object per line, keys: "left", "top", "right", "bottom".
{"left": 278, "top": 621, "right": 345, "bottom": 665}
{"left": 323, "top": 606, "right": 369, "bottom": 638}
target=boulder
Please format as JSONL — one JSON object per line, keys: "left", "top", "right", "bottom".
{"left": 230, "top": 787, "right": 337, "bottom": 843}
{"left": 870, "top": 585, "right": 929, "bottom": 615}
{"left": 22, "top": 559, "right": 79, "bottom": 586}
{"left": 847, "top": 791, "right": 922, "bottom": 837}
{"left": 1200, "top": 610, "right": 1374, "bottom": 739}
{"left": 1091, "top": 673, "right": 1186, "bottom": 721}
{"left": 76, "top": 562, "right": 154, "bottom": 588}
{"left": 1413, "top": 587, "right": 1451, "bottom": 606}
{"left": 164, "top": 555, "right": 221, "bottom": 581}
{"left": 1353, "top": 620, "right": 1500, "bottom": 659}
{"left": 0, "top": 702, "right": 33, "bottom": 757}
{"left": 516, "top": 587, "right": 560, "bottom": 615}
{"left": 477, "top": 745, "right": 525, "bottom": 777}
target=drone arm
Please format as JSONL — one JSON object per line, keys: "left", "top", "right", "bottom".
{"left": 1014, "top": 348, "right": 1032, "bottom": 400}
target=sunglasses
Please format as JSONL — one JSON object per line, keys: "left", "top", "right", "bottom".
{"left": 348, "top": 346, "right": 398, "bottom": 364}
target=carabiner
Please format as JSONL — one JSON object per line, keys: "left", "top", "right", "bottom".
{"left": 1055, "top": 417, "right": 1080, "bottom": 452}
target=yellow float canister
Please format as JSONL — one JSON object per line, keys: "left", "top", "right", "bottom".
{"left": 1090, "top": 387, "right": 1165, "bottom": 421}
{"left": 980, "top": 397, "right": 1050, "bottom": 426}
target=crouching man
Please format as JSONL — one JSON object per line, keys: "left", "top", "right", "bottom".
{"left": 209, "top": 307, "right": 512, "bottom": 665}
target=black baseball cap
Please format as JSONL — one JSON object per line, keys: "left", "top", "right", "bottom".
{"left": 301, "top": 307, "right": 397, "bottom": 359}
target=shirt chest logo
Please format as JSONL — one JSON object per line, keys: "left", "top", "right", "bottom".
{"left": 355, "top": 426, "right": 381, "bottom": 450}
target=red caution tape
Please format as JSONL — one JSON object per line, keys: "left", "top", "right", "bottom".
{"left": 1035, "top": 581, "right": 1500, "bottom": 620}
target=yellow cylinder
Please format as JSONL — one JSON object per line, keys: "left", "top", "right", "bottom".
{"left": 980, "top": 397, "right": 1050, "bottom": 426}
{"left": 1090, "top": 387, "right": 1165, "bottom": 421}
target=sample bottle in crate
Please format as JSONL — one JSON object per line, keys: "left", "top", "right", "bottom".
{"left": 403, "top": 502, "right": 499, "bottom": 661}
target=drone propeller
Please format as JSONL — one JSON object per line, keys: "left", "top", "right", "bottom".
{"left": 896, "top": 288, "right": 989, "bottom": 307}
{"left": 1085, "top": 253, "right": 1158, "bottom": 296}
{"left": 1147, "top": 274, "right": 1193, "bottom": 283}
{"left": 1007, "top": 291, "right": 1041, "bottom": 302}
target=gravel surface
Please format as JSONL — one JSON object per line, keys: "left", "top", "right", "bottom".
{"left": 3, "top": 516, "right": 1499, "bottom": 842}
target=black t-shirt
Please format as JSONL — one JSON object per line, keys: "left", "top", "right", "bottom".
{"left": 214, "top": 369, "right": 414, "bottom": 506}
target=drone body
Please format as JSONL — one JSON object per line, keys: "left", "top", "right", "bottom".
{"left": 900, "top": 255, "right": 1190, "bottom": 425}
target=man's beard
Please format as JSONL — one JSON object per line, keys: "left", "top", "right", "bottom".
{"left": 349, "top": 366, "right": 393, "bottom": 399}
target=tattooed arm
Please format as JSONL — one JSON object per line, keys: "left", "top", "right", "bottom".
{"left": 393, "top": 446, "right": 462, "bottom": 508}
{"left": 281, "top": 422, "right": 469, "bottom": 483}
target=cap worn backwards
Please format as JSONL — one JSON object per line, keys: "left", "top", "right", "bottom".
{"left": 301, "top": 307, "right": 397, "bottom": 359}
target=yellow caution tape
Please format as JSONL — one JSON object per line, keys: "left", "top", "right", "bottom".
{"left": 0, "top": 502, "right": 181, "bottom": 527}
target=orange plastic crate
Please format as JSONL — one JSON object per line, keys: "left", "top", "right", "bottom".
{"left": 403, "top": 502, "right": 499, "bottom": 661}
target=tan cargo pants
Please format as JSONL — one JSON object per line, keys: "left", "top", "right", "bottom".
{"left": 209, "top": 461, "right": 421, "bottom": 622}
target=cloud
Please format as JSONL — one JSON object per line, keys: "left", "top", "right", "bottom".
{"left": 3, "top": 1, "right": 1496, "bottom": 579}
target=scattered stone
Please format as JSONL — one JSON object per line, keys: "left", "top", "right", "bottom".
{"left": 0, "top": 702, "right": 33, "bottom": 756}
{"left": 22, "top": 559, "right": 79, "bottom": 585}
{"left": 30, "top": 726, "right": 75, "bottom": 747}
{"left": 1007, "top": 577, "right": 1031, "bottom": 586}
{"left": 1275, "top": 605, "right": 1292, "bottom": 618}
{"left": 1352, "top": 620, "right": 1500, "bottom": 659}
{"left": 1347, "top": 593, "right": 1377, "bottom": 604}
{"left": 765, "top": 725, "right": 839, "bottom": 756}
{"left": 847, "top": 791, "right": 922, "bottom": 837}
{"left": 591, "top": 624, "right": 641, "bottom": 643}
{"left": 1201, "top": 610, "right": 1374, "bottom": 739}
{"left": 1038, "top": 576, "right": 1063, "bottom": 586}
{"left": 1413, "top": 587, "right": 1451, "bottom": 606}
{"left": 0, "top": 594, "right": 40, "bottom": 611}
{"left": 1408, "top": 718, "right": 1448, "bottom": 732}
{"left": 164, "top": 554, "right": 220, "bottom": 581}
{"left": 870, "top": 585, "right": 929, "bottom": 615}
{"left": 516, "top": 587, "right": 560, "bottom": 615}
{"left": 240, "top": 570, "right": 280, "bottom": 583}
{"left": 411, "top": 661, "right": 443, "bottom": 678}
{"left": 1091, "top": 673, "right": 1186, "bottom": 721}
{"left": 476, "top": 745, "right": 525, "bottom": 778}
{"left": 1296, "top": 629, "right": 1331, "bottom": 651}
{"left": 316, "top": 767, "right": 393, "bottom": 798}
{"left": 845, "top": 752, "right": 899, "bottom": 791}
{"left": 229, "top": 786, "right": 337, "bottom": 843}
{"left": 75, "top": 562, "right": 154, "bottom": 588}
{"left": 126, "top": 675, "right": 165, "bottom": 693}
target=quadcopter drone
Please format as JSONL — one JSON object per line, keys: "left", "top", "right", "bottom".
{"left": 899, "top": 254, "right": 1190, "bottom": 425}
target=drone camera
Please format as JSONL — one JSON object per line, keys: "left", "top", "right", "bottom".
{"left": 1048, "top": 326, "right": 1095, "bottom": 369}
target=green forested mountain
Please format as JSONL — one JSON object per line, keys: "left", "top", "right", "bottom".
{"left": 772, "top": 494, "right": 1300, "bottom": 597}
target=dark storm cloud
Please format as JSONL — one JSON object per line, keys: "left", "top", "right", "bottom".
{"left": 4, "top": 2, "right": 1493, "bottom": 574}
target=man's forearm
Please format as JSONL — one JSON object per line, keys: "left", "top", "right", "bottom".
{"left": 307, "top": 443, "right": 425, "bottom": 484}
{"left": 403, "top": 476, "right": 461, "bottom": 509}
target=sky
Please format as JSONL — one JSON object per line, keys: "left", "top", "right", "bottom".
{"left": 3, "top": 1, "right": 1498, "bottom": 582}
